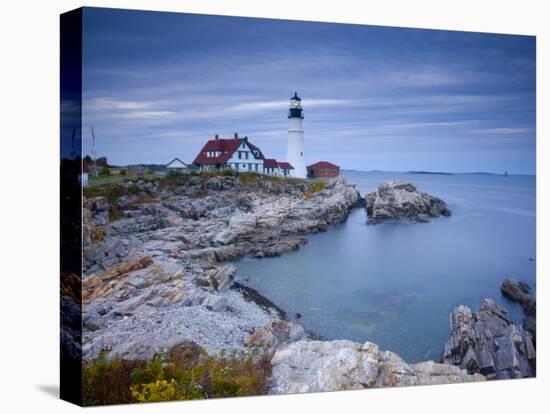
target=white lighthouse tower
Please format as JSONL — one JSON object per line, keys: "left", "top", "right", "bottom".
{"left": 286, "top": 92, "right": 307, "bottom": 178}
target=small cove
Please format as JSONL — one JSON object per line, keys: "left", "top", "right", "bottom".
{"left": 235, "top": 171, "right": 536, "bottom": 362}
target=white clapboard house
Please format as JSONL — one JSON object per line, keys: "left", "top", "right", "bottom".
{"left": 166, "top": 157, "right": 191, "bottom": 174}
{"left": 192, "top": 133, "right": 294, "bottom": 177}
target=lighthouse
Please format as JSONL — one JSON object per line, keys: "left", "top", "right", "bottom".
{"left": 286, "top": 92, "right": 307, "bottom": 178}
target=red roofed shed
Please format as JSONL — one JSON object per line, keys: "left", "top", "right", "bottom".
{"left": 307, "top": 161, "right": 340, "bottom": 178}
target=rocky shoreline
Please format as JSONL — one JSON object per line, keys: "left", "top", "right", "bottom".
{"left": 82, "top": 173, "right": 360, "bottom": 360}
{"left": 81, "top": 172, "right": 535, "bottom": 391}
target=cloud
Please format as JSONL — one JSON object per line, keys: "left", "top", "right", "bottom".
{"left": 471, "top": 128, "right": 534, "bottom": 135}
{"left": 79, "top": 10, "right": 535, "bottom": 172}
{"left": 229, "top": 98, "right": 359, "bottom": 113}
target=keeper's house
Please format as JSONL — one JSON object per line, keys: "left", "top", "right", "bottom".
{"left": 307, "top": 161, "right": 340, "bottom": 178}
{"left": 192, "top": 133, "right": 294, "bottom": 177}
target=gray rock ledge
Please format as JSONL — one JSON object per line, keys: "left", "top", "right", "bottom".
{"left": 365, "top": 180, "right": 451, "bottom": 224}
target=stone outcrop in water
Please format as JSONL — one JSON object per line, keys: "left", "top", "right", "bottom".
{"left": 501, "top": 278, "right": 536, "bottom": 316}
{"left": 269, "top": 339, "right": 484, "bottom": 394}
{"left": 441, "top": 299, "right": 535, "bottom": 379}
{"left": 365, "top": 180, "right": 451, "bottom": 224}
{"left": 82, "top": 174, "right": 360, "bottom": 359}
{"left": 501, "top": 278, "right": 536, "bottom": 343}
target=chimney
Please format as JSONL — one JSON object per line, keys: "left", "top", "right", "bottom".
{"left": 215, "top": 134, "right": 219, "bottom": 140}
{"left": 234, "top": 132, "right": 238, "bottom": 139}
{"left": 244, "top": 136, "right": 248, "bottom": 142}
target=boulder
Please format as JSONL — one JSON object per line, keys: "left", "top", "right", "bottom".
{"left": 365, "top": 180, "right": 451, "bottom": 224}
{"left": 244, "top": 320, "right": 306, "bottom": 354}
{"left": 442, "top": 299, "right": 535, "bottom": 379}
{"left": 269, "top": 340, "right": 483, "bottom": 394}
{"left": 201, "top": 293, "right": 227, "bottom": 311}
{"left": 195, "top": 265, "right": 236, "bottom": 291}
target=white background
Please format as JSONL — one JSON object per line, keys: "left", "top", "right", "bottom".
{"left": 0, "top": 0, "right": 547, "bottom": 412}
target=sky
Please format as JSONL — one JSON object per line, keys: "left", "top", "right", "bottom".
{"left": 80, "top": 7, "right": 536, "bottom": 174}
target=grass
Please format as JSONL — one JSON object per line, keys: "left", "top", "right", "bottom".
{"left": 85, "top": 169, "right": 310, "bottom": 222}
{"left": 83, "top": 343, "right": 271, "bottom": 405}
{"left": 84, "top": 182, "right": 138, "bottom": 203}
{"left": 237, "top": 172, "right": 260, "bottom": 185}
{"left": 88, "top": 175, "right": 127, "bottom": 187}
{"left": 304, "top": 181, "right": 326, "bottom": 200}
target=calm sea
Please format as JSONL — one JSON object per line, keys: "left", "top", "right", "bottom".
{"left": 235, "top": 171, "right": 536, "bottom": 362}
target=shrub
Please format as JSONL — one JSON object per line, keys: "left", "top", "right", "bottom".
{"left": 131, "top": 379, "right": 179, "bottom": 403}
{"left": 100, "top": 166, "right": 111, "bottom": 176}
{"left": 304, "top": 181, "right": 326, "bottom": 200}
{"left": 119, "top": 169, "right": 127, "bottom": 176}
{"left": 159, "top": 170, "right": 190, "bottom": 190}
{"left": 83, "top": 353, "right": 143, "bottom": 406}
{"left": 82, "top": 343, "right": 272, "bottom": 405}
{"left": 109, "top": 206, "right": 124, "bottom": 221}
{"left": 84, "top": 184, "right": 128, "bottom": 203}
{"left": 91, "top": 228, "right": 104, "bottom": 243}
{"left": 238, "top": 172, "right": 260, "bottom": 185}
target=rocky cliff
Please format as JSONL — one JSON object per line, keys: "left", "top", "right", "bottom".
{"left": 365, "top": 180, "right": 451, "bottom": 224}
{"left": 441, "top": 299, "right": 535, "bottom": 379}
{"left": 82, "top": 173, "right": 531, "bottom": 393}
{"left": 82, "top": 173, "right": 360, "bottom": 359}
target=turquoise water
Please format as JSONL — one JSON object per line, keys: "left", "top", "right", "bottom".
{"left": 235, "top": 171, "right": 536, "bottom": 362}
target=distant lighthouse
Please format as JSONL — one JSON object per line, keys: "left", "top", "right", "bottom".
{"left": 286, "top": 92, "right": 307, "bottom": 178}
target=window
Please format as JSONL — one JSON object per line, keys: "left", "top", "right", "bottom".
{"left": 248, "top": 164, "right": 252, "bottom": 171}
{"left": 245, "top": 152, "right": 249, "bottom": 160}
{"left": 242, "top": 164, "right": 246, "bottom": 168}
{"left": 238, "top": 151, "right": 242, "bottom": 159}
{"left": 255, "top": 164, "right": 258, "bottom": 171}
{"left": 301, "top": 152, "right": 303, "bottom": 156}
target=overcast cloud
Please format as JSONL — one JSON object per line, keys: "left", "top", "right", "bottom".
{"left": 79, "top": 8, "right": 536, "bottom": 174}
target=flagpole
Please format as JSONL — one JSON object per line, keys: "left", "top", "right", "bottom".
{"left": 91, "top": 126, "right": 97, "bottom": 177}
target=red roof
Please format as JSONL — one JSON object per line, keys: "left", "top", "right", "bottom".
{"left": 307, "top": 161, "right": 340, "bottom": 170}
{"left": 83, "top": 161, "right": 90, "bottom": 173}
{"left": 277, "top": 162, "right": 294, "bottom": 170}
{"left": 264, "top": 158, "right": 278, "bottom": 168}
{"left": 192, "top": 138, "right": 241, "bottom": 165}
{"left": 192, "top": 137, "right": 265, "bottom": 165}
{"left": 248, "top": 142, "right": 266, "bottom": 160}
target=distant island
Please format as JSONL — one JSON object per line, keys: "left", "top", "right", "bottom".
{"left": 341, "top": 169, "right": 515, "bottom": 176}
{"left": 407, "top": 171, "right": 454, "bottom": 176}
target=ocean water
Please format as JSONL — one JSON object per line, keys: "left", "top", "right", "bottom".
{"left": 234, "top": 171, "right": 536, "bottom": 363}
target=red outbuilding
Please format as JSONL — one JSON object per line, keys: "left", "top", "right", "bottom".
{"left": 307, "top": 161, "right": 340, "bottom": 178}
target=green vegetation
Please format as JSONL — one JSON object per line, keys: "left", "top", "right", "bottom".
{"left": 84, "top": 181, "right": 138, "bottom": 203}
{"left": 304, "top": 181, "right": 326, "bottom": 200}
{"left": 100, "top": 166, "right": 111, "bottom": 176}
{"left": 83, "top": 343, "right": 271, "bottom": 406}
{"left": 109, "top": 206, "right": 124, "bottom": 222}
{"left": 238, "top": 172, "right": 259, "bottom": 185}
{"left": 88, "top": 175, "right": 127, "bottom": 187}
{"left": 158, "top": 169, "right": 191, "bottom": 190}
{"left": 84, "top": 169, "right": 309, "bottom": 217}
